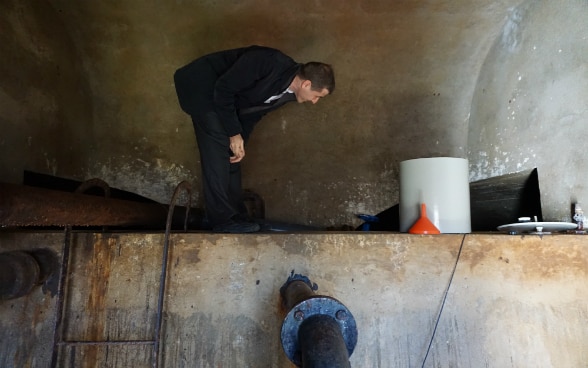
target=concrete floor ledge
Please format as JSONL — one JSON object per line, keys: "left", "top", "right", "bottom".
{"left": 0, "top": 231, "right": 587, "bottom": 367}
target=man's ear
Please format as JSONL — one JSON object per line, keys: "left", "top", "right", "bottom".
{"left": 301, "top": 80, "right": 312, "bottom": 89}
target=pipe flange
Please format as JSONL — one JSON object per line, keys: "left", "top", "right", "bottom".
{"left": 280, "top": 295, "right": 358, "bottom": 366}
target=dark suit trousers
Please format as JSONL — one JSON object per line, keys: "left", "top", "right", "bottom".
{"left": 190, "top": 109, "right": 247, "bottom": 227}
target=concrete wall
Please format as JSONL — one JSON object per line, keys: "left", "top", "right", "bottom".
{"left": 1, "top": 0, "right": 587, "bottom": 228}
{"left": 468, "top": 0, "right": 588, "bottom": 222}
{"left": 0, "top": 1, "right": 92, "bottom": 183}
{"left": 1, "top": 231, "right": 587, "bottom": 367}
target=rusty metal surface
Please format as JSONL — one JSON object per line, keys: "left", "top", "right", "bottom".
{"left": 298, "top": 314, "right": 351, "bottom": 368}
{"left": 0, "top": 182, "right": 169, "bottom": 228}
{"left": 57, "top": 234, "right": 163, "bottom": 358}
{"left": 281, "top": 280, "right": 314, "bottom": 311}
{"left": 48, "top": 181, "right": 192, "bottom": 368}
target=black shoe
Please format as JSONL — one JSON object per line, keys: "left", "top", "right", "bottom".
{"left": 212, "top": 219, "right": 260, "bottom": 233}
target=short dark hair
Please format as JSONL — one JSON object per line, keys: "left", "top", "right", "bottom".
{"left": 298, "top": 62, "right": 335, "bottom": 94}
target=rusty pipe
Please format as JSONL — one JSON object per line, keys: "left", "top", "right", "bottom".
{"left": 0, "top": 251, "right": 40, "bottom": 300}
{"left": 280, "top": 271, "right": 358, "bottom": 368}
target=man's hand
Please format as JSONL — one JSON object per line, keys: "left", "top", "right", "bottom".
{"left": 229, "top": 134, "right": 245, "bottom": 163}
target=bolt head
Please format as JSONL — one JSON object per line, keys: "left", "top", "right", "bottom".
{"left": 336, "top": 309, "right": 348, "bottom": 320}
{"left": 294, "top": 310, "right": 304, "bottom": 321}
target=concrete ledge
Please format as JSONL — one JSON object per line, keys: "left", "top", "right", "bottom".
{"left": 0, "top": 232, "right": 586, "bottom": 367}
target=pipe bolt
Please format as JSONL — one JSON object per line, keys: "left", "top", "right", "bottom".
{"left": 336, "top": 310, "right": 348, "bottom": 320}
{"left": 294, "top": 310, "right": 305, "bottom": 321}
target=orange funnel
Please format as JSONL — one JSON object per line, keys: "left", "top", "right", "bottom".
{"left": 409, "top": 203, "right": 440, "bottom": 234}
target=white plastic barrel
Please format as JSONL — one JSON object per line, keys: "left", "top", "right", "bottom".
{"left": 399, "top": 157, "right": 471, "bottom": 233}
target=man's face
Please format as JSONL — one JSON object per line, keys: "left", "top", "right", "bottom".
{"left": 296, "top": 80, "right": 329, "bottom": 104}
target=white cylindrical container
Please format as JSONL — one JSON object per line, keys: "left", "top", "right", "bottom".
{"left": 399, "top": 157, "right": 471, "bottom": 233}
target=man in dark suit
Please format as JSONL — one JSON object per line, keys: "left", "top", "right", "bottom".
{"left": 174, "top": 45, "right": 335, "bottom": 233}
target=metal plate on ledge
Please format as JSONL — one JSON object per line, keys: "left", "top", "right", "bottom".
{"left": 497, "top": 222, "right": 577, "bottom": 233}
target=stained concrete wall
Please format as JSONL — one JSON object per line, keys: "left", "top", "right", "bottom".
{"left": 0, "top": 1, "right": 92, "bottom": 183}
{"left": 1, "top": 231, "right": 587, "bottom": 367}
{"left": 1, "top": 1, "right": 587, "bottom": 228}
{"left": 468, "top": 0, "right": 588, "bottom": 222}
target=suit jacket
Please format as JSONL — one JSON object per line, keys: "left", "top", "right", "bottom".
{"left": 174, "top": 45, "right": 301, "bottom": 137}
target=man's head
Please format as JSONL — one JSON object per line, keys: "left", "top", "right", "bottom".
{"left": 292, "top": 62, "right": 335, "bottom": 104}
